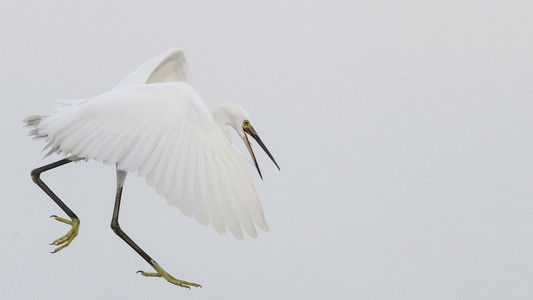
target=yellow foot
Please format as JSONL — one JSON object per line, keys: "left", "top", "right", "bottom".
{"left": 137, "top": 261, "right": 202, "bottom": 289}
{"left": 49, "top": 215, "right": 80, "bottom": 253}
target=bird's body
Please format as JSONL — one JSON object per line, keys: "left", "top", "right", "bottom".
{"left": 29, "top": 82, "right": 267, "bottom": 238}
{"left": 25, "top": 49, "right": 279, "bottom": 288}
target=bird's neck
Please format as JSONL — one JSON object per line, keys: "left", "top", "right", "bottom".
{"left": 212, "top": 105, "right": 232, "bottom": 141}
{"left": 212, "top": 106, "right": 229, "bottom": 127}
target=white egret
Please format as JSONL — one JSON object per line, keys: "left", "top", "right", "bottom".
{"left": 25, "top": 48, "right": 279, "bottom": 288}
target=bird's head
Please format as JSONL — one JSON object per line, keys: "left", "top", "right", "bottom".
{"left": 213, "top": 103, "right": 280, "bottom": 179}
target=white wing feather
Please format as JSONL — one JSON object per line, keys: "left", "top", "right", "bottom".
{"left": 31, "top": 49, "right": 192, "bottom": 154}
{"left": 27, "top": 82, "right": 267, "bottom": 239}
{"left": 115, "top": 48, "right": 191, "bottom": 88}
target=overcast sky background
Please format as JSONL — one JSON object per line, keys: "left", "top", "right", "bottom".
{"left": 1, "top": 1, "right": 532, "bottom": 299}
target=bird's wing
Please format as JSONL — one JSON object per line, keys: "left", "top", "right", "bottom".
{"left": 39, "top": 49, "right": 192, "bottom": 116}
{"left": 115, "top": 48, "right": 192, "bottom": 89}
{"left": 30, "top": 83, "right": 267, "bottom": 239}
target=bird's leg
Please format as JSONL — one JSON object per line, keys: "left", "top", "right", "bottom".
{"left": 31, "top": 156, "right": 82, "bottom": 253}
{"left": 111, "top": 170, "right": 201, "bottom": 289}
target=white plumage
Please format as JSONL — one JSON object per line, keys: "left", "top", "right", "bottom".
{"left": 25, "top": 49, "right": 276, "bottom": 240}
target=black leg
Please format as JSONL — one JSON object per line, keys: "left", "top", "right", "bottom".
{"left": 31, "top": 156, "right": 81, "bottom": 252}
{"left": 110, "top": 170, "right": 155, "bottom": 264}
{"left": 110, "top": 170, "right": 201, "bottom": 288}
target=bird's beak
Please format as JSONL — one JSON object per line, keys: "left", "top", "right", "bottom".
{"left": 242, "top": 124, "right": 280, "bottom": 179}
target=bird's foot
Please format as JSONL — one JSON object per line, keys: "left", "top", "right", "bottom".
{"left": 137, "top": 261, "right": 202, "bottom": 289}
{"left": 49, "top": 215, "right": 79, "bottom": 253}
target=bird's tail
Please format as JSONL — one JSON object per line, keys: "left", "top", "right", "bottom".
{"left": 24, "top": 115, "right": 47, "bottom": 139}
{"left": 24, "top": 98, "right": 87, "bottom": 157}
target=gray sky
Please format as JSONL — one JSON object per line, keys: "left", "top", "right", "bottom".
{"left": 1, "top": 1, "right": 532, "bottom": 299}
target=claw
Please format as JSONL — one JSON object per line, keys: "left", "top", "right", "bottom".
{"left": 49, "top": 216, "right": 80, "bottom": 253}
{"left": 137, "top": 261, "right": 202, "bottom": 289}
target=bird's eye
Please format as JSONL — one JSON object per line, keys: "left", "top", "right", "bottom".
{"left": 243, "top": 120, "right": 250, "bottom": 126}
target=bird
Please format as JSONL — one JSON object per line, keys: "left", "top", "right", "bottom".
{"left": 24, "top": 48, "right": 280, "bottom": 289}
